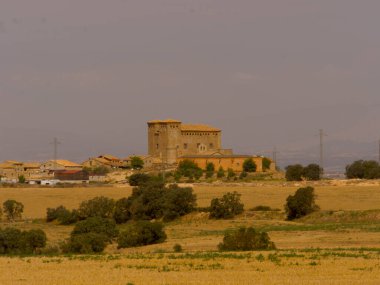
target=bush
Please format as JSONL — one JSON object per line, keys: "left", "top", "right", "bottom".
{"left": 18, "top": 175, "right": 26, "bottom": 184}
{"left": 239, "top": 171, "right": 248, "bottom": 179}
{"left": 130, "top": 156, "right": 144, "bottom": 170}
{"left": 303, "top": 164, "right": 322, "bottom": 181}
{"left": 177, "top": 160, "right": 203, "bottom": 180}
{"left": 162, "top": 184, "right": 196, "bottom": 222}
{"left": 117, "top": 221, "right": 166, "bottom": 248}
{"left": 78, "top": 196, "right": 115, "bottom": 219}
{"left": 46, "top": 206, "right": 79, "bottom": 225}
{"left": 173, "top": 243, "right": 182, "bottom": 252}
{"left": 128, "top": 173, "right": 152, "bottom": 186}
{"left": 217, "top": 167, "right": 225, "bottom": 178}
{"left": 243, "top": 158, "right": 257, "bottom": 172}
{"left": 3, "top": 200, "right": 24, "bottom": 221}
{"left": 71, "top": 217, "right": 118, "bottom": 241}
{"left": 251, "top": 205, "right": 279, "bottom": 211}
{"left": 218, "top": 227, "right": 275, "bottom": 251}
{"left": 262, "top": 158, "right": 272, "bottom": 171}
{"left": 205, "top": 162, "right": 215, "bottom": 178}
{"left": 345, "top": 160, "right": 380, "bottom": 179}
{"left": 227, "top": 168, "right": 236, "bottom": 180}
{"left": 285, "top": 164, "right": 304, "bottom": 181}
{"left": 113, "top": 198, "right": 133, "bottom": 224}
{"left": 209, "top": 192, "right": 244, "bottom": 219}
{"left": 92, "top": 166, "right": 110, "bottom": 175}
{"left": 63, "top": 233, "right": 108, "bottom": 254}
{"left": 0, "top": 228, "right": 47, "bottom": 254}
{"left": 285, "top": 187, "right": 320, "bottom": 220}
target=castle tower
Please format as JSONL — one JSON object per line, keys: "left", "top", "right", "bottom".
{"left": 147, "top": 119, "right": 182, "bottom": 164}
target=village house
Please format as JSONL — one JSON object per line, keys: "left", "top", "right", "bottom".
{"left": 82, "top": 154, "right": 124, "bottom": 169}
{"left": 40, "top": 160, "right": 82, "bottom": 172}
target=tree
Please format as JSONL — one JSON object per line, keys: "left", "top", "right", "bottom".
{"left": 62, "top": 233, "right": 108, "bottom": 254}
{"left": 227, "top": 168, "right": 236, "bottom": 180}
{"left": 113, "top": 198, "right": 133, "bottom": 224}
{"left": 18, "top": 175, "right": 26, "bottom": 184}
{"left": 177, "top": 160, "right": 203, "bottom": 180}
{"left": 117, "top": 221, "right": 166, "bottom": 248}
{"left": 3, "top": 200, "right": 24, "bottom": 221}
{"left": 217, "top": 167, "right": 225, "bottom": 178}
{"left": 162, "top": 184, "right": 196, "bottom": 221}
{"left": 218, "top": 227, "right": 275, "bottom": 251}
{"left": 239, "top": 171, "right": 248, "bottom": 180}
{"left": 303, "top": 164, "right": 322, "bottom": 181}
{"left": 285, "top": 164, "right": 304, "bottom": 181}
{"left": 78, "top": 196, "right": 115, "bottom": 219}
{"left": 345, "top": 160, "right": 380, "bottom": 179}
{"left": 209, "top": 192, "right": 244, "bottom": 219}
{"left": 46, "top": 206, "right": 79, "bottom": 225}
{"left": 243, "top": 158, "right": 257, "bottom": 172}
{"left": 262, "top": 158, "right": 272, "bottom": 171}
{"left": 205, "top": 162, "right": 215, "bottom": 178}
{"left": 128, "top": 173, "right": 152, "bottom": 186}
{"left": 285, "top": 186, "right": 320, "bottom": 220}
{"left": 130, "top": 156, "right": 144, "bottom": 170}
{"left": 71, "top": 217, "right": 118, "bottom": 241}
{"left": 0, "top": 228, "right": 47, "bottom": 254}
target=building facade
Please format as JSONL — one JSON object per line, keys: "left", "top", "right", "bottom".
{"left": 148, "top": 119, "right": 231, "bottom": 164}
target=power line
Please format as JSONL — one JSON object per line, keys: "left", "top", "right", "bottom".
{"left": 50, "top": 137, "right": 61, "bottom": 171}
{"left": 319, "top": 129, "right": 327, "bottom": 172}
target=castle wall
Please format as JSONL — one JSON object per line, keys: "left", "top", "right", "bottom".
{"left": 178, "top": 131, "right": 221, "bottom": 157}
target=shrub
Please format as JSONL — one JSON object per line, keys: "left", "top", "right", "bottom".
{"left": 209, "top": 192, "right": 244, "bottom": 219}
{"left": 117, "top": 221, "right": 166, "bottom": 248}
{"left": 71, "top": 217, "right": 118, "bottom": 241}
{"left": 3, "top": 200, "right": 24, "bottom": 221}
{"left": 177, "top": 160, "right": 203, "bottom": 180}
{"left": 217, "top": 167, "right": 225, "bottom": 178}
{"left": 78, "top": 196, "right": 115, "bottom": 219}
{"left": 243, "top": 158, "right": 257, "bottom": 172}
{"left": 128, "top": 173, "right": 152, "bottom": 186}
{"left": 92, "top": 166, "right": 110, "bottom": 175}
{"left": 285, "top": 164, "right": 304, "bottom": 181}
{"left": 218, "top": 227, "right": 275, "bottom": 251}
{"left": 130, "top": 156, "right": 144, "bottom": 170}
{"left": 0, "top": 228, "right": 47, "bottom": 254}
{"left": 173, "top": 243, "right": 182, "bottom": 252}
{"left": 46, "top": 206, "right": 79, "bottom": 224}
{"left": 285, "top": 186, "right": 320, "bottom": 220}
{"left": 18, "top": 175, "right": 26, "bottom": 184}
{"left": 345, "top": 160, "right": 380, "bottom": 179}
{"left": 227, "top": 168, "right": 236, "bottom": 180}
{"left": 113, "top": 198, "right": 133, "bottom": 224}
{"left": 205, "top": 162, "right": 215, "bottom": 178}
{"left": 262, "top": 158, "right": 272, "bottom": 171}
{"left": 63, "top": 233, "right": 108, "bottom": 254}
{"left": 239, "top": 171, "right": 248, "bottom": 179}
{"left": 162, "top": 184, "right": 196, "bottom": 222}
{"left": 303, "top": 164, "right": 322, "bottom": 181}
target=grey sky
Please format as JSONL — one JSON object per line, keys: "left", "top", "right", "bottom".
{"left": 1, "top": 0, "right": 380, "bottom": 171}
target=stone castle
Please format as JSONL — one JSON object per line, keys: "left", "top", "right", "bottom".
{"left": 147, "top": 119, "right": 274, "bottom": 172}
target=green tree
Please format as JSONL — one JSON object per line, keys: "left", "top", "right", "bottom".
{"left": 78, "top": 196, "right": 115, "bottom": 219}
{"left": 285, "top": 164, "right": 304, "bottom": 181}
{"left": 71, "top": 217, "right": 118, "bottom": 241}
{"left": 303, "top": 164, "right": 322, "bottom": 181}
{"left": 262, "top": 158, "right": 272, "bottom": 171}
{"left": 117, "top": 221, "right": 167, "bottom": 248}
{"left": 209, "top": 192, "right": 244, "bottom": 219}
{"left": 177, "top": 160, "right": 203, "bottom": 180}
{"left": 130, "top": 156, "right": 144, "bottom": 170}
{"left": 205, "top": 162, "right": 215, "bottom": 178}
{"left": 3, "top": 200, "right": 24, "bottom": 221}
{"left": 239, "top": 171, "right": 248, "bottom": 180}
{"left": 345, "top": 160, "right": 380, "bottom": 179}
{"left": 285, "top": 186, "right": 320, "bottom": 220}
{"left": 18, "top": 175, "right": 26, "bottom": 184}
{"left": 243, "top": 158, "right": 257, "bottom": 172}
{"left": 227, "top": 168, "right": 236, "bottom": 180}
{"left": 217, "top": 166, "right": 225, "bottom": 178}
{"left": 218, "top": 227, "right": 275, "bottom": 251}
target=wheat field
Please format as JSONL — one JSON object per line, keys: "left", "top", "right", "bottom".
{"left": 0, "top": 183, "right": 380, "bottom": 284}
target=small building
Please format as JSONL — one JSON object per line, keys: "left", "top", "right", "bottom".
{"left": 54, "top": 170, "right": 89, "bottom": 181}
{"left": 123, "top": 155, "right": 158, "bottom": 169}
{"left": 41, "top": 160, "right": 83, "bottom": 172}
{"left": 82, "top": 154, "right": 124, "bottom": 169}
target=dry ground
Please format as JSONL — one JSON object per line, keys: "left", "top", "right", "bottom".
{"left": 0, "top": 183, "right": 380, "bottom": 284}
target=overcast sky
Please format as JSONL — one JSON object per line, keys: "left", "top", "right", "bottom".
{"left": 1, "top": 0, "right": 380, "bottom": 169}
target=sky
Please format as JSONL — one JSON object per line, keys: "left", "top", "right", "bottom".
{"left": 1, "top": 0, "right": 380, "bottom": 171}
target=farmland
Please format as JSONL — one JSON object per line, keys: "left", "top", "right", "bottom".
{"left": 1, "top": 182, "right": 380, "bottom": 284}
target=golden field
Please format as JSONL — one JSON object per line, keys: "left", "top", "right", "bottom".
{"left": 0, "top": 182, "right": 380, "bottom": 284}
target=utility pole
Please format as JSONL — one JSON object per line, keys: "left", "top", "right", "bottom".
{"left": 378, "top": 139, "right": 380, "bottom": 163}
{"left": 319, "top": 129, "right": 327, "bottom": 175}
{"left": 272, "top": 147, "right": 277, "bottom": 165}
{"left": 50, "top": 137, "right": 61, "bottom": 171}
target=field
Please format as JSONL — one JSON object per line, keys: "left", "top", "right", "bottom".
{"left": 1, "top": 183, "right": 380, "bottom": 284}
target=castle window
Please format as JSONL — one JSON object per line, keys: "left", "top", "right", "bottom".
{"left": 184, "top": 143, "right": 188, "bottom": 149}
{"left": 156, "top": 144, "right": 159, "bottom": 149}
{"left": 209, "top": 143, "right": 214, "bottom": 148}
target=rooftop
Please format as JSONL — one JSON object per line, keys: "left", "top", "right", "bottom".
{"left": 181, "top": 124, "right": 221, "bottom": 132}
{"left": 49, "top": 160, "right": 82, "bottom": 167}
{"left": 148, "top": 119, "right": 181, "bottom": 124}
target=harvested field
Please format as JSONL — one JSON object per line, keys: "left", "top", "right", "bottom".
{"left": 0, "top": 183, "right": 380, "bottom": 284}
